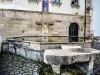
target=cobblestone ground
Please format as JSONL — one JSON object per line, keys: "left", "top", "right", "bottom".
{"left": 93, "top": 41, "right": 100, "bottom": 70}
{"left": 0, "top": 52, "right": 39, "bottom": 75}
{"left": 0, "top": 51, "right": 100, "bottom": 75}
{"left": 94, "top": 54, "right": 100, "bottom": 69}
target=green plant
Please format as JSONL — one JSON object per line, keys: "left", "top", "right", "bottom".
{"left": 39, "top": 62, "right": 55, "bottom": 75}
{"left": 36, "top": 39, "right": 42, "bottom": 42}
{"left": 93, "top": 37, "right": 98, "bottom": 40}
{"left": 80, "top": 16, "right": 84, "bottom": 19}
{"left": 48, "top": 37, "right": 56, "bottom": 42}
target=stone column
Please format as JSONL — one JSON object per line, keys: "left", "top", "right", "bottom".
{"left": 87, "top": 60, "right": 94, "bottom": 75}
{"left": 42, "top": 24, "right": 48, "bottom": 42}
{"left": 87, "top": 55, "right": 95, "bottom": 75}
{"left": 51, "top": 65, "right": 61, "bottom": 74}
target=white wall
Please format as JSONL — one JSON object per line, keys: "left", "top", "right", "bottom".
{"left": 0, "top": 0, "right": 85, "bottom": 15}
{"left": 0, "top": 0, "right": 42, "bottom": 11}
{"left": 49, "top": 0, "right": 85, "bottom": 15}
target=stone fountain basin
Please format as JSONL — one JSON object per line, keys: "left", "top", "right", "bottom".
{"left": 44, "top": 48, "right": 100, "bottom": 65}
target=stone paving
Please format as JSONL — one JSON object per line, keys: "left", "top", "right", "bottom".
{"left": 93, "top": 41, "right": 100, "bottom": 50}
{"left": 93, "top": 41, "right": 100, "bottom": 70}
{"left": 94, "top": 54, "right": 100, "bottom": 69}
{"left": 0, "top": 52, "right": 39, "bottom": 75}
{"left": 0, "top": 47, "right": 100, "bottom": 75}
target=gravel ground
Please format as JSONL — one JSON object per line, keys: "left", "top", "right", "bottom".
{"left": 93, "top": 41, "right": 100, "bottom": 70}
{"left": 0, "top": 52, "right": 39, "bottom": 75}
{"left": 0, "top": 49, "right": 100, "bottom": 75}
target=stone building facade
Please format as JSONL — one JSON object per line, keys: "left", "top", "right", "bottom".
{"left": 0, "top": 0, "right": 92, "bottom": 42}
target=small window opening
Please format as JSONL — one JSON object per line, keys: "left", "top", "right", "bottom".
{"left": 71, "top": 0, "right": 78, "bottom": 5}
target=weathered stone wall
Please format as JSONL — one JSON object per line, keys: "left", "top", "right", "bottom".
{"left": 0, "top": 9, "right": 91, "bottom": 42}
{"left": 2, "top": 41, "right": 44, "bottom": 61}
{"left": 40, "top": 42, "right": 92, "bottom": 50}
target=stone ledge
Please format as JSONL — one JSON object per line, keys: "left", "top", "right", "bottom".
{"left": 44, "top": 48, "right": 100, "bottom": 65}
{"left": 0, "top": 9, "right": 91, "bottom": 17}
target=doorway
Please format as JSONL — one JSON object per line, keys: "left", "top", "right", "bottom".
{"left": 69, "top": 23, "right": 79, "bottom": 42}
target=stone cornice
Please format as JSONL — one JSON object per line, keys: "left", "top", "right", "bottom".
{"left": 0, "top": 9, "right": 91, "bottom": 17}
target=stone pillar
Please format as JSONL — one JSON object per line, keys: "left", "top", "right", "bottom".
{"left": 51, "top": 65, "right": 61, "bottom": 74}
{"left": 42, "top": 25, "right": 48, "bottom": 42}
{"left": 87, "top": 60, "right": 94, "bottom": 75}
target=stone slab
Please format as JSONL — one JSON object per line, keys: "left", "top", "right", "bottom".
{"left": 44, "top": 48, "right": 100, "bottom": 65}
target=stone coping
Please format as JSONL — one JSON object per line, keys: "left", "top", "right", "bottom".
{"left": 39, "top": 42, "right": 91, "bottom": 44}
{"left": 22, "top": 41, "right": 91, "bottom": 44}
{"left": 0, "top": 9, "right": 91, "bottom": 17}
{"left": 44, "top": 48, "right": 100, "bottom": 56}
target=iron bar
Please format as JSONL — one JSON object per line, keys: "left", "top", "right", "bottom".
{"left": 84, "top": 0, "right": 87, "bottom": 42}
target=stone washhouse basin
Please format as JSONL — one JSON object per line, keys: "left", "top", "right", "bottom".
{"left": 44, "top": 45, "right": 100, "bottom": 65}
{"left": 44, "top": 45, "right": 100, "bottom": 74}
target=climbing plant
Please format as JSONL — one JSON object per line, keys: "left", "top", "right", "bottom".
{"left": 39, "top": 62, "right": 55, "bottom": 75}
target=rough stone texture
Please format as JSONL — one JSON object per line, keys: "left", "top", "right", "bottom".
{"left": 2, "top": 41, "right": 44, "bottom": 61}
{"left": 0, "top": 52, "right": 87, "bottom": 75}
{"left": 94, "top": 54, "right": 100, "bottom": 69}
{"left": 93, "top": 40, "right": 100, "bottom": 70}
{"left": 40, "top": 42, "right": 92, "bottom": 50}
{"left": 51, "top": 65, "right": 61, "bottom": 74}
{"left": 0, "top": 52, "right": 39, "bottom": 75}
{"left": 0, "top": 9, "right": 91, "bottom": 42}
{"left": 93, "top": 40, "right": 100, "bottom": 50}
{"left": 43, "top": 47, "right": 100, "bottom": 74}
{"left": 44, "top": 48, "right": 100, "bottom": 65}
